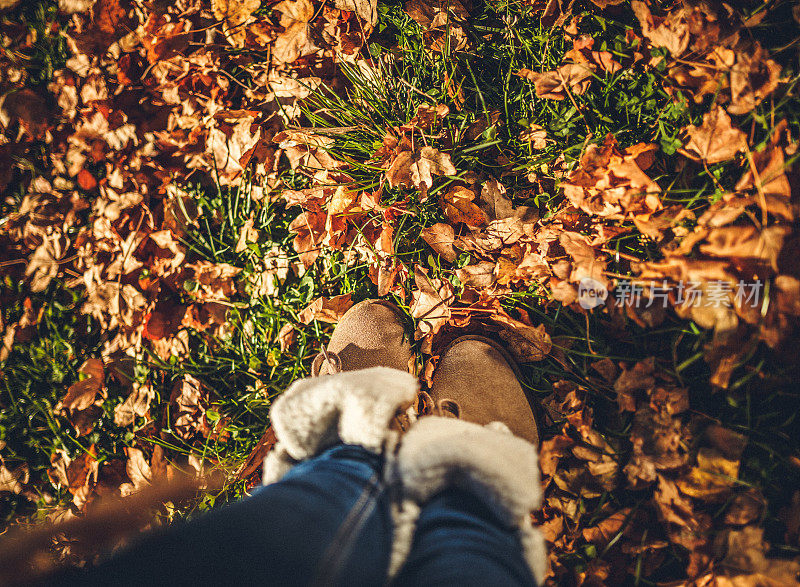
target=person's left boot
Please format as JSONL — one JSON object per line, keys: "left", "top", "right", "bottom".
{"left": 263, "top": 299, "right": 418, "bottom": 484}
{"left": 311, "top": 299, "right": 414, "bottom": 376}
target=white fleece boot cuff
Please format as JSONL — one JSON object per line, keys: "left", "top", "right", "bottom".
{"left": 388, "top": 416, "right": 547, "bottom": 585}
{"left": 262, "top": 367, "right": 418, "bottom": 485}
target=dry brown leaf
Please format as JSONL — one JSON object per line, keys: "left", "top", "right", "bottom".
{"left": 235, "top": 215, "right": 259, "bottom": 253}
{"left": 120, "top": 447, "right": 151, "bottom": 496}
{"left": 272, "top": 0, "right": 315, "bottom": 63}
{"left": 334, "top": 0, "right": 377, "bottom": 25}
{"left": 298, "top": 294, "right": 354, "bottom": 324}
{"left": 411, "top": 146, "right": 457, "bottom": 200}
{"left": 410, "top": 265, "right": 453, "bottom": 338}
{"left": 517, "top": 63, "right": 596, "bottom": 100}
{"left": 440, "top": 185, "right": 488, "bottom": 227}
{"left": 212, "top": 0, "right": 262, "bottom": 48}
{"left": 114, "top": 383, "right": 156, "bottom": 427}
{"left": 277, "top": 323, "right": 296, "bottom": 352}
{"left": 289, "top": 209, "right": 326, "bottom": 268}
{"left": 186, "top": 261, "right": 243, "bottom": 302}
{"left": 479, "top": 179, "right": 514, "bottom": 220}
{"left": 456, "top": 262, "right": 496, "bottom": 288}
{"left": 59, "top": 358, "right": 105, "bottom": 414}
{"left": 519, "top": 124, "right": 547, "bottom": 149}
{"left": 492, "top": 316, "right": 552, "bottom": 362}
{"left": 631, "top": 1, "right": 689, "bottom": 57}
{"left": 0, "top": 462, "right": 29, "bottom": 494}
{"left": 676, "top": 446, "right": 740, "bottom": 501}
{"left": 170, "top": 375, "right": 209, "bottom": 440}
{"left": 582, "top": 508, "right": 632, "bottom": 548}
{"left": 680, "top": 106, "right": 747, "bottom": 164}
{"left": 420, "top": 222, "right": 459, "bottom": 263}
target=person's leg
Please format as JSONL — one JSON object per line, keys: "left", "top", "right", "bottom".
{"left": 58, "top": 444, "right": 392, "bottom": 587}
{"left": 392, "top": 486, "right": 537, "bottom": 587}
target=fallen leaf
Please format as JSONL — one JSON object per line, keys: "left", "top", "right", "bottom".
{"left": 277, "top": 323, "right": 296, "bottom": 352}
{"left": 456, "top": 262, "right": 496, "bottom": 288}
{"left": 517, "top": 63, "right": 596, "bottom": 100}
{"left": 0, "top": 462, "right": 29, "bottom": 494}
{"left": 298, "top": 293, "right": 354, "bottom": 324}
{"left": 440, "top": 185, "right": 488, "bottom": 227}
{"left": 114, "top": 383, "right": 156, "bottom": 427}
{"left": 410, "top": 265, "right": 453, "bottom": 338}
{"left": 212, "top": 0, "right": 262, "bottom": 48}
{"left": 679, "top": 106, "right": 746, "bottom": 164}
{"left": 420, "top": 223, "right": 459, "bottom": 262}
{"left": 59, "top": 358, "right": 105, "bottom": 414}
{"left": 120, "top": 447, "right": 151, "bottom": 496}
{"left": 170, "top": 375, "right": 209, "bottom": 440}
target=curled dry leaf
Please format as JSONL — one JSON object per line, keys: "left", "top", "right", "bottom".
{"left": 298, "top": 293, "right": 354, "bottom": 324}
{"left": 491, "top": 314, "right": 552, "bottom": 362}
{"left": 517, "top": 63, "right": 596, "bottom": 100}
{"left": 277, "top": 323, "right": 296, "bottom": 352}
{"left": 519, "top": 124, "right": 547, "bottom": 149}
{"left": 170, "top": 375, "right": 209, "bottom": 440}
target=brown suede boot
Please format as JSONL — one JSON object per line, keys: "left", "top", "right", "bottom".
{"left": 311, "top": 299, "right": 414, "bottom": 376}
{"left": 427, "top": 335, "right": 540, "bottom": 445}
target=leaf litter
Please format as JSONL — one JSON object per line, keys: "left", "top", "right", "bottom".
{"left": 0, "top": 0, "right": 800, "bottom": 584}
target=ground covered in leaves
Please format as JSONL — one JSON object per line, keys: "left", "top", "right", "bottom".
{"left": 1, "top": 0, "right": 800, "bottom": 583}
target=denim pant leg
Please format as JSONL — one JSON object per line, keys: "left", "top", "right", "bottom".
{"left": 392, "top": 487, "right": 538, "bottom": 587}
{"left": 58, "top": 444, "right": 392, "bottom": 587}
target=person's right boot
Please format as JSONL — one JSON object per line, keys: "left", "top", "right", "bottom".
{"left": 426, "top": 335, "right": 540, "bottom": 445}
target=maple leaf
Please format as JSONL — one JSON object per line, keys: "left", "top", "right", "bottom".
{"left": 386, "top": 146, "right": 456, "bottom": 200}
{"left": 679, "top": 106, "right": 747, "bottom": 164}
{"left": 631, "top": 1, "right": 689, "bottom": 57}
{"left": 272, "top": 0, "right": 315, "bottom": 63}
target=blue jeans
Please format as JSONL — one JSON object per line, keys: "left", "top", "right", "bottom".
{"left": 58, "top": 445, "right": 536, "bottom": 586}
